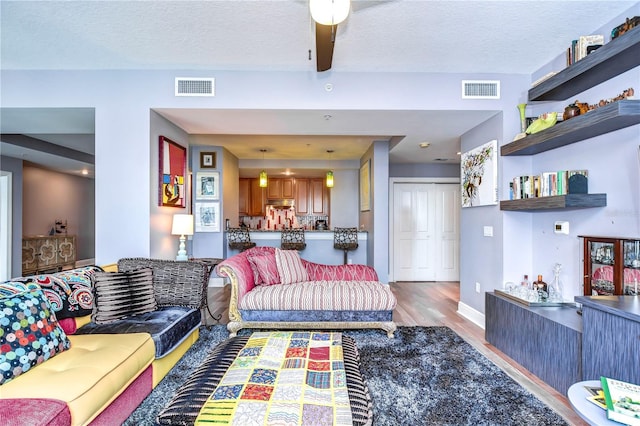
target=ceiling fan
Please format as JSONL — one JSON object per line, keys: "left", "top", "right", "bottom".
{"left": 310, "top": 0, "right": 351, "bottom": 72}
{"left": 309, "top": 0, "right": 393, "bottom": 72}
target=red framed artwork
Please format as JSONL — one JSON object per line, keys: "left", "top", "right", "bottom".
{"left": 159, "top": 136, "right": 187, "bottom": 207}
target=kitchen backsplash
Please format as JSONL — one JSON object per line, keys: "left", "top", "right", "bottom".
{"left": 239, "top": 210, "right": 329, "bottom": 230}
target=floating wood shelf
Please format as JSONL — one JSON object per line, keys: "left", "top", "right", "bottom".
{"left": 528, "top": 25, "right": 640, "bottom": 101}
{"left": 501, "top": 100, "right": 640, "bottom": 156}
{"left": 500, "top": 194, "right": 607, "bottom": 212}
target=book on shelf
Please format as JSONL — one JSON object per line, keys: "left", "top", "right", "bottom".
{"left": 601, "top": 376, "right": 640, "bottom": 425}
{"left": 510, "top": 170, "right": 587, "bottom": 199}
{"left": 568, "top": 35, "right": 604, "bottom": 64}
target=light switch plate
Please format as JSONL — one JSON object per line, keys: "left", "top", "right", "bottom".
{"left": 483, "top": 226, "right": 493, "bottom": 237}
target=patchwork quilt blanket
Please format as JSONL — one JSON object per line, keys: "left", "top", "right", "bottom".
{"left": 194, "top": 331, "right": 353, "bottom": 426}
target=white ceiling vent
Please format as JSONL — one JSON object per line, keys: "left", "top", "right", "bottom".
{"left": 462, "top": 80, "right": 500, "bottom": 99}
{"left": 175, "top": 78, "right": 215, "bottom": 96}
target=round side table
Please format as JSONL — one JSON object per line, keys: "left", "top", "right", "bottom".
{"left": 567, "top": 380, "right": 617, "bottom": 426}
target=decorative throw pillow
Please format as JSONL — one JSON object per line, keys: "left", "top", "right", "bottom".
{"left": 10, "top": 266, "right": 102, "bottom": 320}
{"left": 91, "top": 268, "right": 157, "bottom": 324}
{"left": 247, "top": 253, "right": 280, "bottom": 286}
{"left": 275, "top": 248, "right": 309, "bottom": 285}
{"left": 0, "top": 284, "right": 72, "bottom": 385}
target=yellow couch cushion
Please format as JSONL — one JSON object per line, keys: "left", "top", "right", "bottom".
{"left": 0, "top": 333, "right": 155, "bottom": 425}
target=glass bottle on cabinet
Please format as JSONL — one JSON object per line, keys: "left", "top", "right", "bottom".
{"left": 581, "top": 236, "right": 640, "bottom": 295}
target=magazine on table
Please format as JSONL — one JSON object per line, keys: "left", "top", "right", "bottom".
{"left": 601, "top": 377, "right": 640, "bottom": 426}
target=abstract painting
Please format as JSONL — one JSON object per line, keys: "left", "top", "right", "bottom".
{"left": 159, "top": 136, "right": 187, "bottom": 207}
{"left": 461, "top": 139, "right": 498, "bottom": 207}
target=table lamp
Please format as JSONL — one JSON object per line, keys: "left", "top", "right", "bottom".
{"left": 171, "top": 214, "right": 194, "bottom": 261}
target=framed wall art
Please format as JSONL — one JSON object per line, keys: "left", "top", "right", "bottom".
{"left": 195, "top": 202, "right": 220, "bottom": 232}
{"left": 200, "top": 151, "right": 217, "bottom": 169}
{"left": 461, "top": 139, "right": 498, "bottom": 208}
{"left": 360, "top": 160, "right": 371, "bottom": 211}
{"left": 158, "top": 136, "right": 187, "bottom": 208}
{"left": 195, "top": 171, "right": 219, "bottom": 200}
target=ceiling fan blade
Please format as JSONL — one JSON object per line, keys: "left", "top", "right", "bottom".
{"left": 315, "top": 23, "right": 337, "bottom": 72}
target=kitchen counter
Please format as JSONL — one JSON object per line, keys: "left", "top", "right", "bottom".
{"left": 225, "top": 230, "right": 368, "bottom": 265}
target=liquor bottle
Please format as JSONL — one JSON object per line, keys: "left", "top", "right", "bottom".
{"left": 533, "top": 274, "right": 548, "bottom": 301}
{"left": 521, "top": 274, "right": 530, "bottom": 288}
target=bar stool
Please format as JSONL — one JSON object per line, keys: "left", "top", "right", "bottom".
{"left": 281, "top": 228, "right": 306, "bottom": 251}
{"left": 333, "top": 227, "right": 358, "bottom": 264}
{"left": 228, "top": 227, "right": 256, "bottom": 252}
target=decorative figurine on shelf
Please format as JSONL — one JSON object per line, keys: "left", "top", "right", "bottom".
{"left": 55, "top": 219, "right": 68, "bottom": 235}
{"left": 525, "top": 112, "right": 557, "bottom": 135}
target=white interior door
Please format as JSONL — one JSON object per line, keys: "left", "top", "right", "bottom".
{"left": 435, "top": 184, "right": 460, "bottom": 281}
{"left": 392, "top": 182, "right": 459, "bottom": 282}
{"left": 393, "top": 183, "right": 435, "bottom": 281}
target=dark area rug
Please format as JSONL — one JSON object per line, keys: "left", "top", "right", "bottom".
{"left": 125, "top": 326, "right": 568, "bottom": 426}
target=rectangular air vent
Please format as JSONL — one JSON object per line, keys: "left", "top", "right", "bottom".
{"left": 462, "top": 80, "right": 500, "bottom": 99}
{"left": 175, "top": 78, "right": 215, "bottom": 96}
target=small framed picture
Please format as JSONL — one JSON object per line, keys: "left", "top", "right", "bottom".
{"left": 195, "top": 171, "right": 219, "bottom": 200}
{"left": 200, "top": 151, "right": 216, "bottom": 169}
{"left": 195, "top": 202, "right": 220, "bottom": 232}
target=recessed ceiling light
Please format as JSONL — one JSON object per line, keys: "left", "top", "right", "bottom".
{"left": 419, "top": 142, "right": 431, "bottom": 148}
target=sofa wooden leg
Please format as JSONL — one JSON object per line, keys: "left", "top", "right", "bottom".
{"left": 227, "top": 322, "right": 243, "bottom": 338}
{"left": 382, "top": 322, "right": 397, "bottom": 338}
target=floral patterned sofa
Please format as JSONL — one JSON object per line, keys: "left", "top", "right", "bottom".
{"left": 215, "top": 246, "right": 397, "bottom": 338}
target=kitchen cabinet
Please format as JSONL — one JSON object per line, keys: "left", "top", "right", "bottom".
{"left": 500, "top": 27, "right": 640, "bottom": 212}
{"left": 22, "top": 235, "right": 76, "bottom": 275}
{"left": 294, "top": 178, "right": 329, "bottom": 216}
{"left": 239, "top": 178, "right": 265, "bottom": 217}
{"left": 266, "top": 178, "right": 294, "bottom": 199}
{"left": 581, "top": 235, "right": 640, "bottom": 296}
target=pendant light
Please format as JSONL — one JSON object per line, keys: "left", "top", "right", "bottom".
{"left": 259, "top": 149, "right": 268, "bottom": 188}
{"left": 326, "top": 149, "right": 334, "bottom": 188}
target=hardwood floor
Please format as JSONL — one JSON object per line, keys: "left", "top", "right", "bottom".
{"left": 206, "top": 281, "right": 587, "bottom": 425}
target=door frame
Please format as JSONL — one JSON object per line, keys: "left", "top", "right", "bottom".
{"left": 388, "top": 177, "right": 459, "bottom": 283}
{"left": 0, "top": 171, "right": 12, "bottom": 281}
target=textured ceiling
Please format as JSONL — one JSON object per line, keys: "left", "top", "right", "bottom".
{"left": 1, "top": 0, "right": 637, "bottom": 176}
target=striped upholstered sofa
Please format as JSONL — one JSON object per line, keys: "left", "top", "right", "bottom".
{"left": 215, "top": 246, "right": 397, "bottom": 338}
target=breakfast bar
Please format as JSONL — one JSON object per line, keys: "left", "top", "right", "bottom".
{"left": 225, "top": 230, "right": 368, "bottom": 265}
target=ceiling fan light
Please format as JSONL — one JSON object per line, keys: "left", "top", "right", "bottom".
{"left": 310, "top": 0, "right": 350, "bottom": 26}
{"left": 326, "top": 170, "right": 334, "bottom": 188}
{"left": 259, "top": 170, "right": 268, "bottom": 187}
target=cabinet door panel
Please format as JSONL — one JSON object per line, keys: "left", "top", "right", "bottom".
{"left": 267, "top": 179, "right": 282, "bottom": 199}
{"left": 282, "top": 178, "right": 294, "bottom": 198}
{"left": 295, "top": 178, "right": 309, "bottom": 215}
{"left": 310, "top": 178, "right": 328, "bottom": 215}
{"left": 239, "top": 178, "right": 250, "bottom": 215}
{"left": 250, "top": 178, "right": 265, "bottom": 216}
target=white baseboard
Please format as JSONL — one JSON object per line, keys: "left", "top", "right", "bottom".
{"left": 457, "top": 301, "right": 485, "bottom": 329}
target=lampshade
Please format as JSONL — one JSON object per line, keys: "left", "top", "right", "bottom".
{"left": 310, "top": 0, "right": 350, "bottom": 26}
{"left": 259, "top": 170, "right": 268, "bottom": 188}
{"left": 326, "top": 170, "right": 334, "bottom": 188}
{"left": 171, "top": 214, "right": 194, "bottom": 236}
